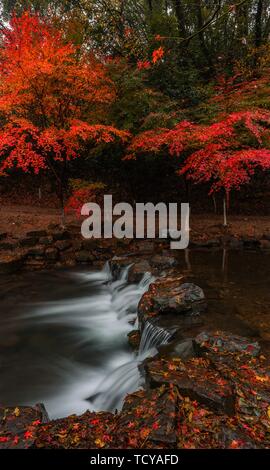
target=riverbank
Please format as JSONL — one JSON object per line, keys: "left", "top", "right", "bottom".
{"left": 0, "top": 204, "right": 270, "bottom": 241}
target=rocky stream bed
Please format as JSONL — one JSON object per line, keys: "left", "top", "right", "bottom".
{"left": 0, "top": 231, "right": 270, "bottom": 449}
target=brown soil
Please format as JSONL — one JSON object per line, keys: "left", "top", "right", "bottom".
{"left": 0, "top": 204, "right": 269, "bottom": 241}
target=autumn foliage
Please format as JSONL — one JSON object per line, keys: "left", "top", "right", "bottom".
{"left": 128, "top": 110, "right": 270, "bottom": 202}
{"left": 0, "top": 12, "right": 129, "bottom": 208}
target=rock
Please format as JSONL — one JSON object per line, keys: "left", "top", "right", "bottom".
{"left": 144, "top": 356, "right": 235, "bottom": 415}
{"left": 150, "top": 254, "right": 177, "bottom": 269}
{"left": 220, "top": 428, "right": 258, "bottom": 449}
{"left": 39, "top": 236, "right": 53, "bottom": 245}
{"left": 0, "top": 242, "right": 18, "bottom": 250}
{"left": 109, "top": 256, "right": 133, "bottom": 280}
{"left": 128, "top": 260, "right": 151, "bottom": 283}
{"left": 167, "top": 338, "right": 196, "bottom": 360}
{"left": 19, "top": 237, "right": 38, "bottom": 247}
{"left": 52, "top": 230, "right": 71, "bottom": 241}
{"left": 194, "top": 331, "right": 260, "bottom": 358}
{"left": 35, "top": 411, "right": 115, "bottom": 449}
{"left": 54, "top": 240, "right": 72, "bottom": 251}
{"left": 262, "top": 232, "right": 270, "bottom": 241}
{"left": 260, "top": 239, "right": 270, "bottom": 250}
{"left": 0, "top": 254, "right": 25, "bottom": 273}
{"left": 45, "top": 248, "right": 59, "bottom": 261}
{"left": 0, "top": 403, "right": 49, "bottom": 449}
{"left": 138, "top": 276, "right": 206, "bottom": 324}
{"left": 75, "top": 251, "right": 95, "bottom": 263}
{"left": 137, "top": 241, "right": 155, "bottom": 253}
{"left": 26, "top": 230, "right": 47, "bottom": 238}
{"left": 26, "top": 246, "right": 45, "bottom": 257}
{"left": 242, "top": 238, "right": 260, "bottom": 249}
{"left": 127, "top": 330, "right": 140, "bottom": 350}
{"left": 177, "top": 397, "right": 257, "bottom": 448}
{"left": 228, "top": 237, "right": 243, "bottom": 250}
{"left": 0, "top": 232, "right": 7, "bottom": 241}
{"left": 120, "top": 386, "right": 178, "bottom": 445}
{"left": 193, "top": 239, "right": 220, "bottom": 248}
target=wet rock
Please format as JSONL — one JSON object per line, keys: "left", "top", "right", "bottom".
{"left": 137, "top": 241, "right": 155, "bottom": 253}
{"left": 0, "top": 241, "right": 18, "bottom": 250}
{"left": 52, "top": 230, "right": 71, "bottom": 241}
{"left": 242, "top": 238, "right": 260, "bottom": 249}
{"left": 0, "top": 403, "right": 49, "bottom": 449}
{"left": 0, "top": 232, "right": 7, "bottom": 241}
{"left": 39, "top": 236, "right": 53, "bottom": 246}
{"left": 219, "top": 427, "right": 258, "bottom": 449}
{"left": 54, "top": 240, "right": 72, "bottom": 251}
{"left": 109, "top": 256, "right": 132, "bottom": 280}
{"left": 144, "top": 357, "right": 235, "bottom": 415}
{"left": 0, "top": 254, "right": 25, "bottom": 273}
{"left": 35, "top": 411, "right": 115, "bottom": 449}
{"left": 26, "top": 246, "right": 45, "bottom": 257}
{"left": 119, "top": 386, "right": 178, "bottom": 445}
{"left": 177, "top": 397, "right": 257, "bottom": 449}
{"left": 194, "top": 331, "right": 260, "bottom": 358}
{"left": 138, "top": 276, "right": 206, "bottom": 324}
{"left": 260, "top": 239, "right": 270, "bottom": 250}
{"left": 128, "top": 260, "right": 151, "bottom": 283}
{"left": 193, "top": 239, "right": 220, "bottom": 248}
{"left": 45, "top": 247, "right": 59, "bottom": 261}
{"left": 19, "top": 237, "right": 39, "bottom": 247}
{"left": 75, "top": 251, "right": 95, "bottom": 263}
{"left": 127, "top": 330, "right": 141, "bottom": 350}
{"left": 166, "top": 338, "right": 196, "bottom": 360}
{"left": 150, "top": 254, "right": 177, "bottom": 270}
{"left": 228, "top": 237, "right": 243, "bottom": 250}
{"left": 26, "top": 230, "right": 47, "bottom": 238}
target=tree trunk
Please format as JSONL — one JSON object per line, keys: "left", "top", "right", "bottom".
{"left": 255, "top": 0, "right": 263, "bottom": 48}
{"left": 195, "top": 0, "right": 212, "bottom": 67}
{"left": 173, "top": 0, "right": 187, "bottom": 38}
{"left": 223, "top": 196, "right": 227, "bottom": 227}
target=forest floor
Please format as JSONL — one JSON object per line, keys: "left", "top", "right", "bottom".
{"left": 0, "top": 203, "right": 269, "bottom": 242}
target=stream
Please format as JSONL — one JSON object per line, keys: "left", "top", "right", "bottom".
{"left": 0, "top": 250, "right": 269, "bottom": 419}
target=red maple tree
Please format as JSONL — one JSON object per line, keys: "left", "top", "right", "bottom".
{"left": 128, "top": 110, "right": 270, "bottom": 225}
{"left": 0, "top": 12, "right": 129, "bottom": 219}
{"left": 181, "top": 110, "right": 270, "bottom": 224}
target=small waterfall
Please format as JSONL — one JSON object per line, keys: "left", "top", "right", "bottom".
{"left": 3, "top": 261, "right": 172, "bottom": 418}
{"left": 92, "top": 304, "right": 172, "bottom": 412}
{"left": 139, "top": 321, "right": 172, "bottom": 355}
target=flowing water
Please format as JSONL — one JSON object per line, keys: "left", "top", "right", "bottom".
{"left": 0, "top": 249, "right": 269, "bottom": 419}
{"left": 0, "top": 263, "right": 171, "bottom": 418}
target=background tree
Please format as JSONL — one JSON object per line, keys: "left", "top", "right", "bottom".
{"left": 0, "top": 12, "right": 129, "bottom": 221}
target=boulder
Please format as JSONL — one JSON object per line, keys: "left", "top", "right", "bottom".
{"left": 52, "top": 230, "right": 71, "bottom": 241}
{"left": 119, "top": 386, "right": 178, "bottom": 446}
{"left": 0, "top": 254, "right": 25, "bottom": 273}
{"left": 143, "top": 356, "right": 235, "bottom": 415}
{"left": 26, "top": 230, "right": 47, "bottom": 238}
{"left": 75, "top": 251, "right": 95, "bottom": 263}
{"left": 26, "top": 246, "right": 45, "bottom": 257}
{"left": 128, "top": 260, "right": 151, "bottom": 283}
{"left": 138, "top": 276, "right": 206, "bottom": 324}
{"left": 45, "top": 247, "right": 59, "bottom": 261}
{"left": 39, "top": 236, "right": 53, "bottom": 246}
{"left": 177, "top": 397, "right": 257, "bottom": 449}
{"left": 35, "top": 411, "right": 115, "bottom": 449}
{"left": 194, "top": 331, "right": 260, "bottom": 359}
{"left": 127, "top": 330, "right": 141, "bottom": 350}
{"left": 19, "top": 237, "right": 39, "bottom": 247}
{"left": 0, "top": 404, "right": 49, "bottom": 449}
{"left": 54, "top": 240, "right": 72, "bottom": 251}
{"left": 150, "top": 254, "right": 177, "bottom": 270}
